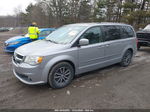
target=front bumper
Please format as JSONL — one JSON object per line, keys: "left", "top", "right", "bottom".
{"left": 138, "top": 40, "right": 150, "bottom": 46}
{"left": 4, "top": 48, "right": 15, "bottom": 53}
{"left": 12, "top": 58, "right": 46, "bottom": 85}
{"left": 4, "top": 44, "right": 16, "bottom": 52}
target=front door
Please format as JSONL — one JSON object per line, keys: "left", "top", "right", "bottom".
{"left": 78, "top": 27, "right": 106, "bottom": 73}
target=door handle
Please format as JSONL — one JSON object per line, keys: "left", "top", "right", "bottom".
{"left": 106, "top": 44, "right": 110, "bottom": 47}
{"left": 98, "top": 45, "right": 105, "bottom": 48}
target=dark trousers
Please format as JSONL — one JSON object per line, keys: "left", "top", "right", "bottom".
{"left": 31, "top": 39, "right": 38, "bottom": 41}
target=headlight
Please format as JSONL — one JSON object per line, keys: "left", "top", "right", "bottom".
{"left": 24, "top": 56, "right": 43, "bottom": 65}
{"left": 8, "top": 41, "right": 20, "bottom": 45}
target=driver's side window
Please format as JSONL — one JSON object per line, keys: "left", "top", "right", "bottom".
{"left": 81, "top": 27, "right": 102, "bottom": 45}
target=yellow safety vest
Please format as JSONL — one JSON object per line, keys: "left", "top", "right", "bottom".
{"left": 28, "top": 26, "right": 40, "bottom": 39}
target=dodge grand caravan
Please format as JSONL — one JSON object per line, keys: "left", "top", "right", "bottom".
{"left": 12, "top": 23, "right": 137, "bottom": 88}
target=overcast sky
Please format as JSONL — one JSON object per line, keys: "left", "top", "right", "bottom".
{"left": 0, "top": 0, "right": 36, "bottom": 16}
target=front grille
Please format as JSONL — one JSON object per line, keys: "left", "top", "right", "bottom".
{"left": 17, "top": 72, "right": 28, "bottom": 80}
{"left": 16, "top": 53, "right": 24, "bottom": 59}
{"left": 13, "top": 53, "right": 24, "bottom": 64}
{"left": 137, "top": 33, "right": 150, "bottom": 39}
{"left": 15, "top": 71, "right": 32, "bottom": 82}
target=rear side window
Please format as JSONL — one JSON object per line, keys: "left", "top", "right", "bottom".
{"left": 121, "top": 26, "right": 135, "bottom": 38}
{"left": 101, "top": 25, "right": 121, "bottom": 41}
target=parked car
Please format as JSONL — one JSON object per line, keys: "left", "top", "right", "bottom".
{"left": 0, "top": 27, "right": 10, "bottom": 32}
{"left": 4, "top": 28, "right": 55, "bottom": 52}
{"left": 136, "top": 24, "right": 150, "bottom": 50}
{"left": 12, "top": 23, "right": 137, "bottom": 89}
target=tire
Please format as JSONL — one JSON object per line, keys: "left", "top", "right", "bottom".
{"left": 120, "top": 50, "right": 133, "bottom": 67}
{"left": 48, "top": 62, "right": 74, "bottom": 89}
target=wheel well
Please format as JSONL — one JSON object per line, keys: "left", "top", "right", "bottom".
{"left": 47, "top": 60, "right": 76, "bottom": 83}
{"left": 50, "top": 60, "right": 75, "bottom": 74}
{"left": 63, "top": 60, "right": 75, "bottom": 73}
{"left": 127, "top": 48, "right": 133, "bottom": 55}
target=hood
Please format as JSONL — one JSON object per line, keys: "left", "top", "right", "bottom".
{"left": 5, "top": 35, "right": 29, "bottom": 43}
{"left": 137, "top": 29, "right": 150, "bottom": 34}
{"left": 15, "top": 40, "right": 69, "bottom": 56}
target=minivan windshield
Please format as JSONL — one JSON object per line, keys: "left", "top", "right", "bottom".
{"left": 46, "top": 25, "right": 86, "bottom": 44}
{"left": 144, "top": 25, "right": 150, "bottom": 30}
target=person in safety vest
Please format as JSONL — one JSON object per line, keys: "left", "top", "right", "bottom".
{"left": 28, "top": 22, "right": 40, "bottom": 41}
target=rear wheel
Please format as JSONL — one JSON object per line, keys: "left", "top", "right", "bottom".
{"left": 48, "top": 62, "right": 74, "bottom": 89}
{"left": 120, "top": 50, "right": 133, "bottom": 67}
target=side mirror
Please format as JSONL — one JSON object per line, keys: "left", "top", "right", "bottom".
{"left": 79, "top": 38, "right": 89, "bottom": 46}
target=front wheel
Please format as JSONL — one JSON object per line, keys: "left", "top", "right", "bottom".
{"left": 48, "top": 62, "right": 74, "bottom": 89}
{"left": 120, "top": 50, "right": 133, "bottom": 67}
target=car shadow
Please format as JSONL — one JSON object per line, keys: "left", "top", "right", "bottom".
{"left": 139, "top": 47, "right": 150, "bottom": 53}
{"left": 0, "top": 51, "right": 13, "bottom": 56}
{"left": 75, "top": 63, "right": 120, "bottom": 79}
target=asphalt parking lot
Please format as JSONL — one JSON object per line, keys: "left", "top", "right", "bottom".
{"left": 0, "top": 32, "right": 150, "bottom": 109}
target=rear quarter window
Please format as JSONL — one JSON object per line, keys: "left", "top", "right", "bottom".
{"left": 121, "top": 26, "right": 135, "bottom": 38}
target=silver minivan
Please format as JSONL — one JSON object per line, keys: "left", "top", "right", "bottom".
{"left": 12, "top": 23, "right": 137, "bottom": 88}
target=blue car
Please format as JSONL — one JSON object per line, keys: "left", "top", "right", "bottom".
{"left": 4, "top": 28, "right": 55, "bottom": 52}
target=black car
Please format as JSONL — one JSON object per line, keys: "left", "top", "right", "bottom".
{"left": 136, "top": 24, "right": 150, "bottom": 50}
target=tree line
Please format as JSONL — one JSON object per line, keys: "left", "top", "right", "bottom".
{"left": 0, "top": 0, "right": 150, "bottom": 29}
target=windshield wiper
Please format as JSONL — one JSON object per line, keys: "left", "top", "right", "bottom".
{"left": 47, "top": 39, "right": 58, "bottom": 44}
